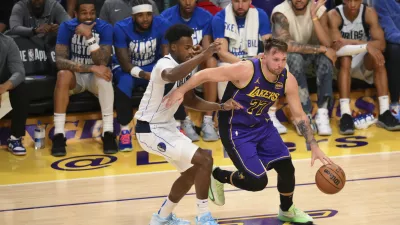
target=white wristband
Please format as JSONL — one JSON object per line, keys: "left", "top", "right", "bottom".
{"left": 86, "top": 36, "right": 100, "bottom": 53}
{"left": 130, "top": 67, "right": 143, "bottom": 78}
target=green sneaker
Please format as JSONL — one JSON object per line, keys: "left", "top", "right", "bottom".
{"left": 278, "top": 205, "right": 313, "bottom": 224}
{"left": 208, "top": 167, "right": 225, "bottom": 206}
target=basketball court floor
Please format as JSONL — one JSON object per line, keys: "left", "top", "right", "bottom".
{"left": 1, "top": 111, "right": 399, "bottom": 225}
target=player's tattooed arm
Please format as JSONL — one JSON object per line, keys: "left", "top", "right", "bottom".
{"left": 91, "top": 45, "right": 112, "bottom": 66}
{"left": 55, "top": 44, "right": 93, "bottom": 73}
{"left": 272, "top": 12, "right": 326, "bottom": 54}
{"left": 296, "top": 120, "right": 318, "bottom": 147}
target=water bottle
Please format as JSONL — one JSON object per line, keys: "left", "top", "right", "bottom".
{"left": 34, "top": 120, "right": 45, "bottom": 150}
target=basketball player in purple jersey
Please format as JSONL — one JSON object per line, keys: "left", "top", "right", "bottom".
{"left": 163, "top": 38, "right": 334, "bottom": 224}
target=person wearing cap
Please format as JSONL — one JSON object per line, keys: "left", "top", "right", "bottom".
{"left": 112, "top": 0, "right": 171, "bottom": 152}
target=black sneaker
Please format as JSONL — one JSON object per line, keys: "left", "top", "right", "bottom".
{"left": 102, "top": 131, "right": 118, "bottom": 154}
{"left": 339, "top": 114, "right": 355, "bottom": 135}
{"left": 377, "top": 110, "right": 400, "bottom": 131}
{"left": 51, "top": 133, "right": 67, "bottom": 157}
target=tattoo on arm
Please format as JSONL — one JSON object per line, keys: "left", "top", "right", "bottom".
{"left": 91, "top": 45, "right": 112, "bottom": 66}
{"left": 272, "top": 13, "right": 321, "bottom": 54}
{"left": 55, "top": 44, "right": 92, "bottom": 73}
{"left": 296, "top": 120, "right": 317, "bottom": 146}
{"left": 115, "top": 47, "right": 134, "bottom": 74}
{"left": 272, "top": 13, "right": 291, "bottom": 42}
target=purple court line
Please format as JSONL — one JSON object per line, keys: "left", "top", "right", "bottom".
{"left": 0, "top": 174, "right": 399, "bottom": 213}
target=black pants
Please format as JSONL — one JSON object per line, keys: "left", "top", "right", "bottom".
{"left": 7, "top": 82, "right": 29, "bottom": 138}
{"left": 385, "top": 42, "right": 400, "bottom": 103}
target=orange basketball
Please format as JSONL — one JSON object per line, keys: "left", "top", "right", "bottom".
{"left": 315, "top": 164, "right": 346, "bottom": 194}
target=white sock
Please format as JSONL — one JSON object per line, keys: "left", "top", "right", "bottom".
{"left": 54, "top": 113, "right": 66, "bottom": 135}
{"left": 185, "top": 116, "right": 191, "bottom": 121}
{"left": 121, "top": 124, "right": 129, "bottom": 131}
{"left": 102, "top": 113, "right": 114, "bottom": 136}
{"left": 203, "top": 115, "right": 213, "bottom": 123}
{"left": 158, "top": 197, "right": 177, "bottom": 218}
{"left": 339, "top": 98, "right": 351, "bottom": 116}
{"left": 96, "top": 77, "right": 114, "bottom": 136}
{"left": 378, "top": 95, "right": 389, "bottom": 115}
{"left": 197, "top": 198, "right": 209, "bottom": 218}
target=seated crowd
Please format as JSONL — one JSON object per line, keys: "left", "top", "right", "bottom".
{"left": 0, "top": 0, "right": 399, "bottom": 157}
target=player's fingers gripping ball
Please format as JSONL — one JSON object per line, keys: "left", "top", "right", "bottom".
{"left": 315, "top": 164, "right": 346, "bottom": 194}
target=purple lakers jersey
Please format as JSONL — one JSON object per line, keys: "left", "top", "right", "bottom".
{"left": 220, "top": 58, "right": 287, "bottom": 127}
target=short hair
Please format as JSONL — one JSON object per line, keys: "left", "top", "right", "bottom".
{"left": 130, "top": 0, "right": 152, "bottom": 7}
{"left": 164, "top": 24, "right": 194, "bottom": 44}
{"left": 75, "top": 0, "right": 96, "bottom": 12}
{"left": 264, "top": 37, "right": 288, "bottom": 53}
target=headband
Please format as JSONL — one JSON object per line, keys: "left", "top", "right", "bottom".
{"left": 132, "top": 4, "right": 153, "bottom": 14}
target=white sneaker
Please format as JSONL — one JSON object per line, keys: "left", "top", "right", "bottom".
{"left": 315, "top": 108, "right": 332, "bottom": 136}
{"left": 268, "top": 112, "right": 287, "bottom": 134}
{"left": 149, "top": 213, "right": 191, "bottom": 225}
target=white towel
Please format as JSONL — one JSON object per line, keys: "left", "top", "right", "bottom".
{"left": 0, "top": 92, "right": 13, "bottom": 120}
{"left": 224, "top": 3, "right": 259, "bottom": 57}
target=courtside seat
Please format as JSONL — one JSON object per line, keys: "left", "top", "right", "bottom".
{"left": 25, "top": 75, "right": 146, "bottom": 116}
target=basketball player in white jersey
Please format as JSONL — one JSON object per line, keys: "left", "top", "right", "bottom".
{"left": 328, "top": 0, "right": 400, "bottom": 134}
{"left": 134, "top": 24, "right": 239, "bottom": 225}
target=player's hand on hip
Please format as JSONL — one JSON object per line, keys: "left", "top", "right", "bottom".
{"left": 92, "top": 65, "right": 112, "bottom": 82}
{"left": 162, "top": 90, "right": 184, "bottom": 109}
{"left": 311, "top": 147, "right": 333, "bottom": 167}
{"left": 222, "top": 99, "right": 244, "bottom": 111}
{"left": 75, "top": 22, "right": 96, "bottom": 38}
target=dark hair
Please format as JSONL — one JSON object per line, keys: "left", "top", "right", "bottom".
{"left": 264, "top": 38, "right": 288, "bottom": 53}
{"left": 164, "top": 24, "right": 194, "bottom": 44}
{"left": 130, "top": 0, "right": 152, "bottom": 8}
{"left": 75, "top": 0, "right": 96, "bottom": 12}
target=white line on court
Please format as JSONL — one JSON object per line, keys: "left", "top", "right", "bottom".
{"left": 1, "top": 151, "right": 399, "bottom": 187}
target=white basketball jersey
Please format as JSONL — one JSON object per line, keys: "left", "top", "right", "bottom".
{"left": 336, "top": 4, "right": 369, "bottom": 41}
{"left": 134, "top": 55, "right": 191, "bottom": 124}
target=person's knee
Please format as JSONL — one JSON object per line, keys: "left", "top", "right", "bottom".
{"left": 95, "top": 76, "right": 113, "bottom": 91}
{"left": 56, "top": 70, "right": 74, "bottom": 88}
{"left": 247, "top": 174, "right": 268, "bottom": 192}
{"left": 202, "top": 151, "right": 214, "bottom": 169}
{"left": 339, "top": 57, "right": 352, "bottom": 72}
{"left": 287, "top": 53, "right": 305, "bottom": 72}
{"left": 197, "top": 149, "right": 214, "bottom": 170}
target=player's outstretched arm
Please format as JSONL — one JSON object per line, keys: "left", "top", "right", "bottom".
{"left": 285, "top": 72, "right": 333, "bottom": 166}
{"left": 55, "top": 44, "right": 93, "bottom": 73}
{"left": 161, "top": 41, "right": 220, "bottom": 83}
{"left": 163, "top": 61, "right": 251, "bottom": 108}
{"left": 182, "top": 91, "right": 243, "bottom": 112}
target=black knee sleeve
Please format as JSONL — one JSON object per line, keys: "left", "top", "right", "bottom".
{"left": 273, "top": 159, "right": 295, "bottom": 193}
{"left": 115, "top": 88, "right": 133, "bottom": 125}
{"left": 232, "top": 171, "right": 268, "bottom": 192}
